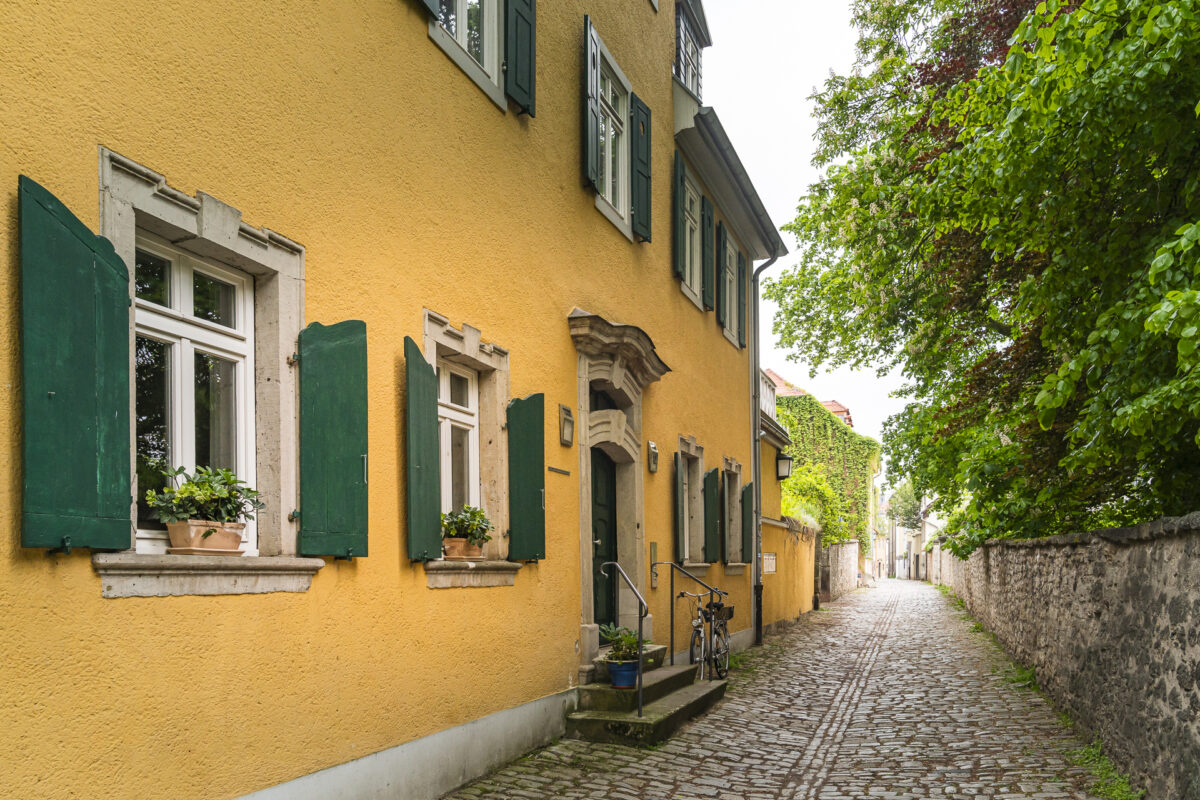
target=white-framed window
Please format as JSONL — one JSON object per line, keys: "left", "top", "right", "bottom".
{"left": 676, "top": 6, "right": 703, "bottom": 99}
{"left": 437, "top": 359, "right": 481, "bottom": 513}
{"left": 678, "top": 436, "right": 705, "bottom": 565}
{"left": 598, "top": 60, "right": 628, "bottom": 215}
{"left": 133, "top": 234, "right": 257, "bottom": 554}
{"left": 681, "top": 178, "right": 702, "bottom": 304}
{"left": 429, "top": 0, "right": 505, "bottom": 109}
{"left": 724, "top": 462, "right": 743, "bottom": 563}
{"left": 723, "top": 235, "right": 739, "bottom": 344}
{"left": 437, "top": 0, "right": 499, "bottom": 79}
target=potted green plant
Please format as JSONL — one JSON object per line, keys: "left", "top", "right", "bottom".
{"left": 144, "top": 466, "right": 264, "bottom": 555}
{"left": 441, "top": 506, "right": 493, "bottom": 560}
{"left": 599, "top": 622, "right": 646, "bottom": 689}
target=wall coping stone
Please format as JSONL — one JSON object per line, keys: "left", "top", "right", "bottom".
{"left": 980, "top": 511, "right": 1200, "bottom": 550}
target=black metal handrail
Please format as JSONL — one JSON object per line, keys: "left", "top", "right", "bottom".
{"left": 650, "top": 561, "right": 727, "bottom": 672}
{"left": 601, "top": 561, "right": 648, "bottom": 717}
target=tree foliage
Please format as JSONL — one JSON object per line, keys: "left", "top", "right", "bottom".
{"left": 777, "top": 395, "right": 881, "bottom": 549}
{"left": 886, "top": 480, "right": 923, "bottom": 530}
{"left": 767, "top": 0, "right": 1200, "bottom": 555}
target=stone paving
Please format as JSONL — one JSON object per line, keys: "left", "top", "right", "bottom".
{"left": 443, "top": 579, "right": 1101, "bottom": 800}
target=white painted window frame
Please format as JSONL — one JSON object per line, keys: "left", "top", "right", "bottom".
{"left": 437, "top": 358, "right": 482, "bottom": 514}
{"left": 723, "top": 234, "right": 739, "bottom": 346}
{"left": 678, "top": 435, "right": 707, "bottom": 568}
{"left": 724, "top": 459, "right": 744, "bottom": 565}
{"left": 593, "top": 29, "right": 634, "bottom": 242}
{"left": 428, "top": 0, "right": 506, "bottom": 110}
{"left": 422, "top": 310, "right": 511, "bottom": 563}
{"left": 676, "top": 10, "right": 703, "bottom": 100}
{"left": 681, "top": 177, "right": 703, "bottom": 308}
{"left": 134, "top": 234, "right": 258, "bottom": 555}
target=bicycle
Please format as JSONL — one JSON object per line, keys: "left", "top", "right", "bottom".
{"left": 680, "top": 589, "right": 733, "bottom": 679}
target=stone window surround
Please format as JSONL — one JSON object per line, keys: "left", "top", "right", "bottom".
{"left": 421, "top": 309, "right": 518, "bottom": 589}
{"left": 723, "top": 456, "right": 747, "bottom": 574}
{"left": 677, "top": 434, "right": 709, "bottom": 572}
{"left": 92, "top": 147, "right": 322, "bottom": 598}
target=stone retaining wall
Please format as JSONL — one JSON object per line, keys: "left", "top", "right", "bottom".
{"left": 819, "top": 541, "right": 859, "bottom": 602}
{"left": 934, "top": 513, "right": 1200, "bottom": 800}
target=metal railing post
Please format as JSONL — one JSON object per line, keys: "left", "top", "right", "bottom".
{"left": 602, "top": 561, "right": 648, "bottom": 718}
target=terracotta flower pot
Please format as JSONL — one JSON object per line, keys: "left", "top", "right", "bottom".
{"left": 166, "top": 520, "right": 245, "bottom": 554}
{"left": 443, "top": 537, "right": 484, "bottom": 561}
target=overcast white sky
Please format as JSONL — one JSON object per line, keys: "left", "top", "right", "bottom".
{"left": 701, "top": 0, "right": 908, "bottom": 466}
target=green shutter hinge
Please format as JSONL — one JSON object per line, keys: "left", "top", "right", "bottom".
{"left": 287, "top": 352, "right": 300, "bottom": 367}
{"left": 335, "top": 547, "right": 354, "bottom": 562}
{"left": 48, "top": 536, "right": 73, "bottom": 556}
{"left": 288, "top": 509, "right": 301, "bottom": 522}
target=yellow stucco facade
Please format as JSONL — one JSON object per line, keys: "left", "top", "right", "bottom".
{"left": 0, "top": 2, "right": 790, "bottom": 798}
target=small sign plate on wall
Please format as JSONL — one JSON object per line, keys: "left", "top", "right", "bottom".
{"left": 762, "top": 552, "right": 777, "bottom": 574}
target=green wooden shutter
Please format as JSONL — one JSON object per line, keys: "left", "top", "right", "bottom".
{"left": 672, "top": 151, "right": 686, "bottom": 279}
{"left": 298, "top": 320, "right": 369, "bottom": 559}
{"left": 701, "top": 196, "right": 714, "bottom": 310}
{"left": 19, "top": 175, "right": 131, "bottom": 551}
{"left": 583, "top": 16, "right": 601, "bottom": 191}
{"left": 505, "top": 0, "right": 536, "bottom": 116}
{"left": 741, "top": 481, "right": 755, "bottom": 566}
{"left": 405, "top": 336, "right": 441, "bottom": 561}
{"left": 702, "top": 468, "right": 719, "bottom": 563}
{"left": 507, "top": 393, "right": 545, "bottom": 560}
{"left": 630, "top": 93, "right": 652, "bottom": 242}
{"left": 737, "top": 250, "right": 747, "bottom": 348}
{"left": 673, "top": 452, "right": 684, "bottom": 564}
{"left": 419, "top": 0, "right": 439, "bottom": 16}
{"left": 715, "top": 221, "right": 727, "bottom": 327}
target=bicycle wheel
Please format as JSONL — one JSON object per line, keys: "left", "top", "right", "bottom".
{"left": 688, "top": 627, "right": 704, "bottom": 679}
{"left": 711, "top": 622, "right": 731, "bottom": 679}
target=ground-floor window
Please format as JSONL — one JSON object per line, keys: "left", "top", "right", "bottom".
{"left": 133, "top": 235, "right": 256, "bottom": 552}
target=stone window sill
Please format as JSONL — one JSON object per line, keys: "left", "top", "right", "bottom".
{"left": 92, "top": 553, "right": 325, "bottom": 598}
{"left": 682, "top": 560, "right": 711, "bottom": 575}
{"left": 425, "top": 560, "right": 522, "bottom": 589}
{"left": 724, "top": 562, "right": 748, "bottom": 576}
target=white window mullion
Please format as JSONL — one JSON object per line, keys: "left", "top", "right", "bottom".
{"left": 179, "top": 337, "right": 196, "bottom": 473}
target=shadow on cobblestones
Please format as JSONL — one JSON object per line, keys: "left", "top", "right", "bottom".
{"left": 442, "top": 580, "right": 1117, "bottom": 800}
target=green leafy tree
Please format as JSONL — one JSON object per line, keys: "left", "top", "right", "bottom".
{"left": 767, "top": 0, "right": 1200, "bottom": 555}
{"left": 887, "top": 480, "right": 923, "bottom": 530}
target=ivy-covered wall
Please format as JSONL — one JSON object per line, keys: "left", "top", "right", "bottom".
{"left": 778, "top": 394, "right": 881, "bottom": 550}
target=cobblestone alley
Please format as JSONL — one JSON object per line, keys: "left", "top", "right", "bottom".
{"left": 444, "top": 580, "right": 1102, "bottom": 800}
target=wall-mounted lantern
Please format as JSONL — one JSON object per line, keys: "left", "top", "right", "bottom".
{"left": 776, "top": 452, "right": 794, "bottom": 481}
{"left": 647, "top": 441, "right": 659, "bottom": 473}
{"left": 558, "top": 404, "right": 575, "bottom": 447}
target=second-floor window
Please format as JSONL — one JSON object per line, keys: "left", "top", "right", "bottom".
{"left": 438, "top": 0, "right": 498, "bottom": 81}
{"left": 682, "top": 178, "right": 702, "bottom": 300}
{"left": 676, "top": 7, "right": 702, "bottom": 98}
{"left": 723, "top": 236, "right": 739, "bottom": 342}
{"left": 598, "top": 62, "right": 628, "bottom": 213}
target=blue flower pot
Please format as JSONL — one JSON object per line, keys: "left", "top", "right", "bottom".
{"left": 607, "top": 660, "right": 639, "bottom": 689}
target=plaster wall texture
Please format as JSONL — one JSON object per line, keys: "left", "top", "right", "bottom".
{"left": 761, "top": 523, "right": 815, "bottom": 628}
{"left": 936, "top": 514, "right": 1200, "bottom": 800}
{"left": 820, "top": 541, "right": 859, "bottom": 602}
{"left": 758, "top": 440, "right": 815, "bottom": 628}
{"left": 0, "top": 1, "right": 762, "bottom": 798}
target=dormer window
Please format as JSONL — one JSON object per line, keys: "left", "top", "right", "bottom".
{"left": 676, "top": 8, "right": 702, "bottom": 99}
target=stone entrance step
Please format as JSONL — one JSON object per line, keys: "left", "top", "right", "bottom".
{"left": 578, "top": 664, "right": 698, "bottom": 712}
{"left": 590, "top": 643, "right": 667, "bottom": 682}
{"left": 566, "top": 678, "right": 727, "bottom": 746}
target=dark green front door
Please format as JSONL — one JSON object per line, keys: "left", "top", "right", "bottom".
{"left": 591, "top": 447, "right": 618, "bottom": 630}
